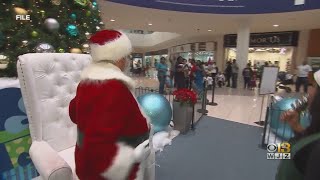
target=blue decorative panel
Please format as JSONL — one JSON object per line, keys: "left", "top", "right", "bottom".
{"left": 0, "top": 88, "right": 38, "bottom": 179}
{"left": 108, "top": 0, "right": 320, "bottom": 14}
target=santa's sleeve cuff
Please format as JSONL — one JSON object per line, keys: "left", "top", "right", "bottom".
{"left": 101, "top": 143, "right": 135, "bottom": 180}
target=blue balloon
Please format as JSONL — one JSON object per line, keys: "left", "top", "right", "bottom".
{"left": 66, "top": 24, "right": 79, "bottom": 37}
{"left": 137, "top": 93, "right": 172, "bottom": 133}
{"left": 269, "top": 98, "right": 311, "bottom": 140}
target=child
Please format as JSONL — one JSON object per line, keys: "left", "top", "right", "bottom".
{"left": 250, "top": 74, "right": 257, "bottom": 90}
{"left": 165, "top": 69, "right": 173, "bottom": 89}
{"left": 217, "top": 72, "right": 225, "bottom": 88}
{"left": 206, "top": 75, "right": 213, "bottom": 90}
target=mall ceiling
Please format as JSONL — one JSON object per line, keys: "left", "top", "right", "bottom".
{"left": 98, "top": 1, "right": 320, "bottom": 36}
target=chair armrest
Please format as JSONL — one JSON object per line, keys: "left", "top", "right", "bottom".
{"left": 29, "top": 141, "right": 73, "bottom": 180}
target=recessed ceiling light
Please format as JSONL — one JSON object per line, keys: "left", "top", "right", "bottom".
{"left": 208, "top": 29, "right": 212, "bottom": 32}
{"left": 148, "top": 23, "right": 153, "bottom": 26}
{"left": 273, "top": 24, "right": 279, "bottom": 27}
{"left": 110, "top": 19, "right": 115, "bottom": 22}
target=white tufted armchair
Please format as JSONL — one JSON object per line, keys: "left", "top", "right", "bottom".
{"left": 17, "top": 53, "right": 91, "bottom": 180}
{"left": 17, "top": 53, "right": 155, "bottom": 180}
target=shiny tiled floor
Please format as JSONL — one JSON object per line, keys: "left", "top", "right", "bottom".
{"left": 133, "top": 76, "right": 301, "bottom": 127}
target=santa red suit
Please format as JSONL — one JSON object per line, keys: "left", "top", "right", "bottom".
{"left": 69, "top": 30, "right": 152, "bottom": 180}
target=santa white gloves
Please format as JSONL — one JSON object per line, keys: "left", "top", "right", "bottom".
{"left": 134, "top": 140, "right": 151, "bottom": 163}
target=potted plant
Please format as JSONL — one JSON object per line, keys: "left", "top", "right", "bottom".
{"left": 172, "top": 88, "right": 197, "bottom": 134}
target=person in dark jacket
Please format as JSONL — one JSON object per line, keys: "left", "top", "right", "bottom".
{"left": 225, "top": 61, "right": 232, "bottom": 87}
{"left": 242, "top": 63, "right": 253, "bottom": 89}
{"left": 174, "top": 56, "right": 186, "bottom": 89}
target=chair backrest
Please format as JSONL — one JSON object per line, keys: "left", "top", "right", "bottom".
{"left": 17, "top": 53, "right": 91, "bottom": 151}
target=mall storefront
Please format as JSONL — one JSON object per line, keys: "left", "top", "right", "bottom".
{"left": 145, "top": 49, "right": 169, "bottom": 68}
{"left": 224, "top": 31, "right": 299, "bottom": 72}
{"left": 169, "top": 42, "right": 216, "bottom": 63}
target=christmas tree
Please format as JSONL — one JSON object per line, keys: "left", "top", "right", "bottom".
{"left": 0, "top": 0, "right": 104, "bottom": 77}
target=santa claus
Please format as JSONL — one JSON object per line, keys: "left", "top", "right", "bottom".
{"left": 69, "top": 30, "right": 153, "bottom": 180}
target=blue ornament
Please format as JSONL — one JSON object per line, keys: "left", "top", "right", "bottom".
{"left": 93, "top": 2, "right": 97, "bottom": 6}
{"left": 66, "top": 24, "right": 79, "bottom": 37}
{"left": 70, "top": 13, "right": 77, "bottom": 20}
{"left": 269, "top": 98, "right": 310, "bottom": 140}
{"left": 137, "top": 93, "right": 172, "bottom": 133}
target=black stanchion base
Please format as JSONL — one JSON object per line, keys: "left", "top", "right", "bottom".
{"left": 197, "top": 109, "right": 208, "bottom": 114}
{"left": 208, "top": 102, "right": 218, "bottom": 106}
{"left": 254, "top": 121, "right": 265, "bottom": 126}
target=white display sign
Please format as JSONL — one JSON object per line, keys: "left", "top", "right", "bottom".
{"left": 259, "top": 67, "right": 279, "bottom": 95}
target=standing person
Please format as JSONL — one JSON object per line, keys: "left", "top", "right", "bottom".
{"left": 193, "top": 60, "right": 205, "bottom": 99}
{"left": 69, "top": 30, "right": 152, "bottom": 180}
{"left": 242, "top": 63, "right": 253, "bottom": 89}
{"left": 217, "top": 72, "right": 225, "bottom": 88}
{"left": 231, "top": 59, "right": 239, "bottom": 88}
{"left": 156, "top": 57, "right": 168, "bottom": 94}
{"left": 174, "top": 56, "right": 186, "bottom": 89}
{"left": 277, "top": 70, "right": 320, "bottom": 180}
{"left": 183, "top": 59, "right": 191, "bottom": 89}
{"left": 208, "top": 61, "right": 219, "bottom": 78}
{"left": 189, "top": 59, "right": 196, "bottom": 89}
{"left": 169, "top": 55, "right": 176, "bottom": 88}
{"left": 225, "top": 61, "right": 232, "bottom": 87}
{"left": 296, "top": 60, "right": 313, "bottom": 93}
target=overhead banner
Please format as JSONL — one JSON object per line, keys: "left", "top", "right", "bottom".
{"left": 109, "top": 0, "right": 320, "bottom": 14}
{"left": 224, "top": 31, "right": 299, "bottom": 47}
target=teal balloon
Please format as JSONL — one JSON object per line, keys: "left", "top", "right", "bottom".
{"left": 137, "top": 93, "right": 172, "bottom": 133}
{"left": 269, "top": 98, "right": 311, "bottom": 140}
{"left": 66, "top": 24, "right": 79, "bottom": 37}
{"left": 0, "top": 31, "right": 5, "bottom": 48}
{"left": 70, "top": 13, "right": 77, "bottom": 20}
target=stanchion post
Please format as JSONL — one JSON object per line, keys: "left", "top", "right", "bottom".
{"left": 208, "top": 76, "right": 218, "bottom": 106}
{"left": 191, "top": 104, "right": 195, "bottom": 130}
{"left": 261, "top": 106, "right": 270, "bottom": 148}
{"left": 197, "top": 80, "right": 208, "bottom": 115}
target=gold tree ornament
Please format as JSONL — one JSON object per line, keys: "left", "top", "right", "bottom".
{"left": 70, "top": 48, "right": 82, "bottom": 53}
{"left": 14, "top": 7, "right": 28, "bottom": 15}
{"left": 51, "top": 0, "right": 61, "bottom": 5}
{"left": 75, "top": 0, "right": 89, "bottom": 7}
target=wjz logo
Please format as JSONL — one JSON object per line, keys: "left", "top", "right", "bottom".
{"left": 267, "top": 142, "right": 291, "bottom": 160}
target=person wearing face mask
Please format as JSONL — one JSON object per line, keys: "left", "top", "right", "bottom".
{"left": 277, "top": 70, "right": 320, "bottom": 180}
{"left": 69, "top": 30, "right": 153, "bottom": 180}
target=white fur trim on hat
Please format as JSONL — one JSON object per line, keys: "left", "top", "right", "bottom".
{"left": 80, "top": 62, "right": 136, "bottom": 90}
{"left": 90, "top": 32, "right": 132, "bottom": 62}
{"left": 314, "top": 70, "right": 320, "bottom": 86}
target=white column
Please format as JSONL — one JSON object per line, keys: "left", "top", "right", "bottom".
{"left": 236, "top": 24, "right": 250, "bottom": 74}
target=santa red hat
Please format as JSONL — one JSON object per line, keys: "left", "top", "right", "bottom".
{"left": 89, "top": 30, "right": 132, "bottom": 62}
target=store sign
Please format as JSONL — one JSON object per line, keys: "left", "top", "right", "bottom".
{"left": 224, "top": 31, "right": 299, "bottom": 47}
{"left": 145, "top": 49, "right": 168, "bottom": 56}
{"left": 108, "top": 0, "right": 320, "bottom": 14}
{"left": 131, "top": 53, "right": 143, "bottom": 58}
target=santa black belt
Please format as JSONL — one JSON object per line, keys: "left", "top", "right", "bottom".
{"left": 77, "top": 128, "right": 149, "bottom": 148}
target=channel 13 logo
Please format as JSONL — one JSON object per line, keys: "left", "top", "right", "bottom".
{"left": 267, "top": 142, "right": 291, "bottom": 160}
